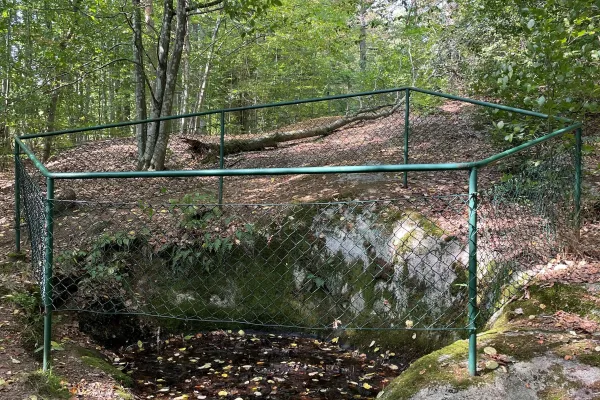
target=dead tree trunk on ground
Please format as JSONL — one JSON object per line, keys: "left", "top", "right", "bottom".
{"left": 183, "top": 100, "right": 404, "bottom": 159}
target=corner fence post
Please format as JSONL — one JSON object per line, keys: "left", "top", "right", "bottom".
{"left": 219, "top": 111, "right": 225, "bottom": 206}
{"left": 14, "top": 139, "right": 21, "bottom": 252}
{"left": 43, "top": 177, "right": 55, "bottom": 372}
{"left": 403, "top": 88, "right": 410, "bottom": 188}
{"left": 574, "top": 127, "right": 582, "bottom": 240}
{"left": 468, "top": 167, "right": 478, "bottom": 376}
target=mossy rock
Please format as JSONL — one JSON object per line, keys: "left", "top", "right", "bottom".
{"left": 72, "top": 345, "right": 134, "bottom": 387}
{"left": 24, "top": 371, "right": 71, "bottom": 399}
{"left": 378, "top": 283, "right": 600, "bottom": 399}
{"left": 491, "top": 283, "right": 600, "bottom": 332}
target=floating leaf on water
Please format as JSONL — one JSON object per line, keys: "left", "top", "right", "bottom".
{"left": 483, "top": 347, "right": 497, "bottom": 356}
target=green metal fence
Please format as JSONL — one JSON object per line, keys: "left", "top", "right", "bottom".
{"left": 13, "top": 87, "right": 582, "bottom": 376}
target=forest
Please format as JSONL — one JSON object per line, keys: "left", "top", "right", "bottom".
{"left": 1, "top": 1, "right": 600, "bottom": 399}
{"left": 0, "top": 0, "right": 598, "bottom": 170}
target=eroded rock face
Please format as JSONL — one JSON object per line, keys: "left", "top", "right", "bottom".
{"left": 303, "top": 205, "right": 470, "bottom": 325}
{"left": 409, "top": 355, "right": 600, "bottom": 400}
{"left": 56, "top": 202, "right": 487, "bottom": 347}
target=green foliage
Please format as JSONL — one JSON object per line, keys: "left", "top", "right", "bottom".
{"left": 161, "top": 193, "right": 256, "bottom": 275}
{"left": 454, "top": 0, "right": 599, "bottom": 121}
{"left": 58, "top": 231, "right": 144, "bottom": 283}
{"left": 6, "top": 288, "right": 45, "bottom": 351}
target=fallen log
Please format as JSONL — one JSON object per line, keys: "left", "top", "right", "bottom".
{"left": 183, "top": 99, "right": 404, "bottom": 159}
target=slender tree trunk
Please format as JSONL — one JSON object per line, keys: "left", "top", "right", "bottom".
{"left": 190, "top": 16, "right": 222, "bottom": 133}
{"left": 141, "top": 0, "right": 174, "bottom": 170}
{"left": 1, "top": 8, "right": 11, "bottom": 143}
{"left": 179, "top": 18, "right": 191, "bottom": 133}
{"left": 151, "top": 0, "right": 188, "bottom": 170}
{"left": 42, "top": 88, "right": 60, "bottom": 162}
{"left": 133, "top": 0, "right": 148, "bottom": 169}
{"left": 358, "top": 1, "right": 367, "bottom": 72}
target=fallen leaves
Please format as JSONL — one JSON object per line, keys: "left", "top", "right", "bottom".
{"left": 120, "top": 331, "right": 405, "bottom": 399}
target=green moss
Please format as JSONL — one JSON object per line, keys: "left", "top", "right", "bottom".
{"left": 391, "top": 211, "right": 445, "bottom": 255}
{"left": 24, "top": 371, "right": 71, "bottom": 399}
{"left": 7, "top": 252, "right": 26, "bottom": 261}
{"left": 0, "top": 261, "right": 15, "bottom": 273}
{"left": 378, "top": 338, "right": 492, "bottom": 400}
{"left": 345, "top": 329, "right": 458, "bottom": 358}
{"left": 77, "top": 350, "right": 134, "bottom": 387}
{"left": 576, "top": 352, "right": 600, "bottom": 367}
{"left": 484, "top": 333, "right": 557, "bottom": 361}
{"left": 493, "top": 283, "right": 600, "bottom": 332}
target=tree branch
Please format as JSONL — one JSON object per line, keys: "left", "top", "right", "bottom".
{"left": 186, "top": 0, "right": 224, "bottom": 13}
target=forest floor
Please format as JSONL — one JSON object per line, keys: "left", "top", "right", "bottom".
{"left": 0, "top": 105, "right": 599, "bottom": 399}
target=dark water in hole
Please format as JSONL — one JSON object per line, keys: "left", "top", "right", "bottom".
{"left": 118, "top": 331, "right": 408, "bottom": 399}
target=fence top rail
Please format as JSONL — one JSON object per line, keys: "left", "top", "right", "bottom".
{"left": 16, "top": 121, "right": 580, "bottom": 180}
{"left": 16, "top": 87, "right": 571, "bottom": 140}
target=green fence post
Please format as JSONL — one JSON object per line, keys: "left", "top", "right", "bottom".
{"left": 468, "top": 167, "right": 478, "bottom": 376}
{"left": 14, "top": 139, "right": 21, "bottom": 252}
{"left": 219, "top": 111, "right": 225, "bottom": 206}
{"left": 574, "top": 127, "right": 582, "bottom": 240}
{"left": 403, "top": 88, "right": 410, "bottom": 188}
{"left": 43, "top": 177, "right": 55, "bottom": 372}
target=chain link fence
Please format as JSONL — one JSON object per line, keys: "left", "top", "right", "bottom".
{"left": 14, "top": 87, "right": 582, "bottom": 373}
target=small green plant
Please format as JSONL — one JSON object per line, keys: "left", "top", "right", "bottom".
{"left": 163, "top": 193, "right": 257, "bottom": 275}
{"left": 6, "top": 289, "right": 44, "bottom": 351}
{"left": 24, "top": 371, "right": 71, "bottom": 399}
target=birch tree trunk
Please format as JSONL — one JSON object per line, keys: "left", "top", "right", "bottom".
{"left": 190, "top": 16, "right": 222, "bottom": 133}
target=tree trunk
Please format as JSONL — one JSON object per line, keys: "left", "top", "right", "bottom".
{"left": 184, "top": 101, "right": 404, "bottom": 159}
{"left": 179, "top": 18, "right": 191, "bottom": 133}
{"left": 151, "top": 0, "right": 188, "bottom": 170}
{"left": 190, "top": 16, "right": 222, "bottom": 133}
{"left": 42, "top": 88, "right": 60, "bottom": 162}
{"left": 140, "top": 0, "right": 174, "bottom": 170}
{"left": 358, "top": 1, "right": 367, "bottom": 72}
{"left": 132, "top": 0, "right": 148, "bottom": 169}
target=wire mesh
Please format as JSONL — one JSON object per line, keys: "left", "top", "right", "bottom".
{"left": 14, "top": 89, "right": 581, "bottom": 348}
{"left": 47, "top": 195, "right": 475, "bottom": 333}
{"left": 16, "top": 157, "right": 46, "bottom": 285}
{"left": 476, "top": 131, "right": 578, "bottom": 322}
